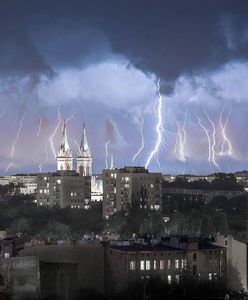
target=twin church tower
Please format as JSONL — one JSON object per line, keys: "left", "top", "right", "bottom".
{"left": 56, "top": 121, "right": 92, "bottom": 176}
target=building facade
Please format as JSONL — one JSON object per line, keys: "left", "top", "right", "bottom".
{"left": 104, "top": 236, "right": 226, "bottom": 292}
{"left": 213, "top": 234, "right": 247, "bottom": 291}
{"left": 37, "top": 171, "right": 91, "bottom": 209}
{"left": 102, "top": 166, "right": 162, "bottom": 218}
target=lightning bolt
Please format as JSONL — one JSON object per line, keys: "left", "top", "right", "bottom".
{"left": 0, "top": 107, "right": 5, "bottom": 119}
{"left": 219, "top": 106, "right": 233, "bottom": 156}
{"left": 49, "top": 107, "right": 63, "bottom": 159}
{"left": 37, "top": 114, "right": 42, "bottom": 137}
{"left": 6, "top": 111, "right": 27, "bottom": 173}
{"left": 105, "top": 140, "right": 111, "bottom": 169}
{"left": 174, "top": 109, "right": 187, "bottom": 162}
{"left": 132, "top": 114, "right": 145, "bottom": 163}
{"left": 145, "top": 79, "right": 164, "bottom": 169}
{"left": 204, "top": 109, "right": 220, "bottom": 170}
{"left": 195, "top": 114, "right": 212, "bottom": 167}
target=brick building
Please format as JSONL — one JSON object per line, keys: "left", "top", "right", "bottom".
{"left": 104, "top": 236, "right": 226, "bottom": 291}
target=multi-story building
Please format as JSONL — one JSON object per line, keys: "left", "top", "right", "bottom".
{"left": 213, "top": 234, "right": 247, "bottom": 291}
{"left": 104, "top": 236, "right": 226, "bottom": 291}
{"left": 102, "top": 166, "right": 162, "bottom": 218}
{"left": 37, "top": 122, "right": 92, "bottom": 209}
{"left": 37, "top": 171, "right": 91, "bottom": 208}
{"left": 0, "top": 174, "right": 37, "bottom": 186}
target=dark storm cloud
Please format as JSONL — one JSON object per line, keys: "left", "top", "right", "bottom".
{"left": 1, "top": 0, "right": 248, "bottom": 81}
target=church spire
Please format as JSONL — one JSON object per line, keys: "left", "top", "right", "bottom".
{"left": 80, "top": 122, "right": 90, "bottom": 153}
{"left": 56, "top": 120, "right": 73, "bottom": 171}
{"left": 76, "top": 123, "right": 93, "bottom": 176}
{"left": 60, "top": 120, "right": 71, "bottom": 153}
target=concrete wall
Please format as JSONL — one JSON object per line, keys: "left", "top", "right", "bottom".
{"left": 0, "top": 256, "right": 40, "bottom": 300}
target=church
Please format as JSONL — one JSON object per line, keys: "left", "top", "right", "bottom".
{"left": 36, "top": 122, "right": 93, "bottom": 209}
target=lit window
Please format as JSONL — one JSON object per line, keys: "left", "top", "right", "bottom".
{"left": 154, "top": 205, "right": 160, "bottom": 210}
{"left": 146, "top": 260, "right": 150, "bottom": 270}
{"left": 4, "top": 253, "right": 9, "bottom": 259}
{"left": 150, "top": 184, "right": 154, "bottom": 188}
{"left": 168, "top": 259, "right": 171, "bottom": 269}
{"left": 181, "top": 259, "right": 184, "bottom": 269}
{"left": 130, "top": 261, "right": 135, "bottom": 270}
{"left": 159, "top": 260, "right": 164, "bottom": 270}
{"left": 140, "top": 260, "right": 145, "bottom": 271}
{"left": 209, "top": 273, "right": 212, "bottom": 280}
{"left": 168, "top": 275, "right": 172, "bottom": 284}
{"left": 153, "top": 260, "right": 157, "bottom": 270}
{"left": 39, "top": 189, "right": 42, "bottom": 193}
{"left": 113, "top": 187, "right": 116, "bottom": 194}
{"left": 175, "top": 259, "right": 179, "bottom": 269}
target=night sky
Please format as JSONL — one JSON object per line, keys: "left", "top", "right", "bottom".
{"left": 1, "top": 0, "right": 248, "bottom": 175}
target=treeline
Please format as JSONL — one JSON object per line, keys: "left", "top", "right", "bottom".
{"left": 0, "top": 201, "right": 104, "bottom": 239}
{"left": 163, "top": 173, "right": 244, "bottom": 191}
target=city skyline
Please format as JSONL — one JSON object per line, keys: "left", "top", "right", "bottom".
{"left": 1, "top": 0, "right": 248, "bottom": 175}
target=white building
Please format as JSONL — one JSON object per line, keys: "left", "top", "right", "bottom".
{"left": 214, "top": 234, "right": 247, "bottom": 291}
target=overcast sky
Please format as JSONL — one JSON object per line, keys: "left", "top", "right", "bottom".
{"left": 1, "top": 0, "right": 248, "bottom": 175}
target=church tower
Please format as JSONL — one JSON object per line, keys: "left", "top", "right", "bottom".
{"left": 77, "top": 123, "right": 92, "bottom": 176}
{"left": 57, "top": 121, "right": 73, "bottom": 171}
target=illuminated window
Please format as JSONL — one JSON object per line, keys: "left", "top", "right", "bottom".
{"left": 168, "top": 275, "right": 172, "bottom": 284}
{"left": 168, "top": 259, "right": 171, "bottom": 269}
{"left": 175, "top": 259, "right": 179, "bottom": 269}
{"left": 175, "top": 274, "right": 179, "bottom": 283}
{"left": 146, "top": 260, "right": 150, "bottom": 270}
{"left": 209, "top": 273, "right": 212, "bottom": 280}
{"left": 153, "top": 260, "right": 157, "bottom": 270}
{"left": 159, "top": 260, "right": 164, "bottom": 270}
{"left": 130, "top": 261, "right": 135, "bottom": 270}
{"left": 140, "top": 260, "right": 145, "bottom": 270}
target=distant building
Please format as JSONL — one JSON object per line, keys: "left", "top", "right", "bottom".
{"left": 103, "top": 166, "right": 162, "bottom": 218}
{"left": 37, "top": 171, "right": 91, "bottom": 209}
{"left": 37, "top": 122, "right": 93, "bottom": 209}
{"left": 20, "top": 182, "right": 37, "bottom": 195}
{"left": 0, "top": 175, "right": 37, "bottom": 186}
{"left": 213, "top": 234, "right": 247, "bottom": 291}
{"left": 104, "top": 236, "right": 226, "bottom": 291}
{"left": 91, "top": 174, "right": 103, "bottom": 202}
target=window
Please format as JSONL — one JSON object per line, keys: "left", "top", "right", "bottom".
{"left": 168, "top": 275, "right": 172, "bottom": 284}
{"left": 193, "top": 253, "right": 197, "bottom": 261}
{"left": 146, "top": 260, "right": 151, "bottom": 270}
{"left": 175, "top": 259, "right": 179, "bottom": 269}
{"left": 130, "top": 261, "right": 135, "bottom": 270}
{"left": 168, "top": 259, "right": 171, "bottom": 269}
{"left": 153, "top": 260, "right": 157, "bottom": 270}
{"left": 140, "top": 260, "right": 145, "bottom": 270}
{"left": 159, "top": 260, "right": 164, "bottom": 270}
{"left": 209, "top": 273, "right": 212, "bottom": 280}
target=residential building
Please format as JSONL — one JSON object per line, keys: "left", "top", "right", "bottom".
{"left": 103, "top": 166, "right": 162, "bottom": 218}
{"left": 104, "top": 236, "right": 226, "bottom": 291}
{"left": 213, "top": 234, "right": 247, "bottom": 291}
{"left": 37, "top": 171, "right": 91, "bottom": 208}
